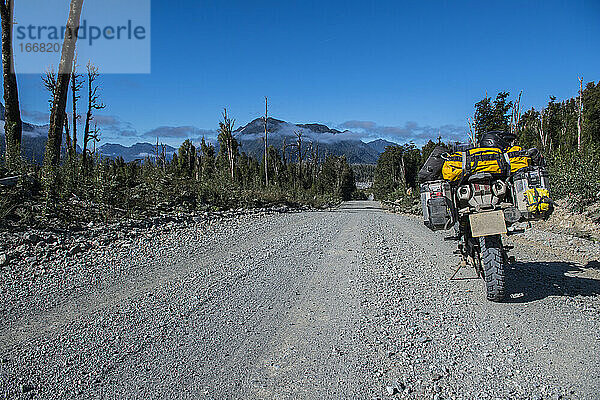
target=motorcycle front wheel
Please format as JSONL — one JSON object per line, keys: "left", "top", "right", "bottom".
{"left": 478, "top": 234, "right": 506, "bottom": 302}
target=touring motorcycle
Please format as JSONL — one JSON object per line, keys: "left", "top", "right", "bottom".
{"left": 419, "top": 131, "right": 553, "bottom": 302}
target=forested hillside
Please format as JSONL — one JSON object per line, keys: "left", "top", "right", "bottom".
{"left": 0, "top": 107, "right": 356, "bottom": 227}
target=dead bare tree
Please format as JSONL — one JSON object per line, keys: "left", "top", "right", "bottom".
{"left": 263, "top": 96, "right": 269, "bottom": 185}
{"left": 85, "top": 122, "right": 100, "bottom": 159}
{"left": 155, "top": 137, "right": 160, "bottom": 166}
{"left": 577, "top": 76, "right": 584, "bottom": 152}
{"left": 218, "top": 108, "right": 237, "bottom": 180}
{"left": 43, "top": 0, "right": 84, "bottom": 178}
{"left": 42, "top": 67, "right": 72, "bottom": 160}
{"left": 281, "top": 137, "right": 288, "bottom": 167}
{"left": 466, "top": 117, "right": 477, "bottom": 146}
{"left": 535, "top": 108, "right": 549, "bottom": 152}
{"left": 71, "top": 54, "right": 83, "bottom": 158}
{"left": 510, "top": 90, "right": 523, "bottom": 136}
{"left": 82, "top": 62, "right": 105, "bottom": 168}
{"left": 293, "top": 130, "right": 309, "bottom": 182}
{"left": 64, "top": 113, "right": 72, "bottom": 153}
{"left": 0, "top": 0, "right": 22, "bottom": 171}
{"left": 42, "top": 67, "right": 58, "bottom": 104}
{"left": 311, "top": 142, "right": 320, "bottom": 182}
{"left": 152, "top": 138, "right": 167, "bottom": 170}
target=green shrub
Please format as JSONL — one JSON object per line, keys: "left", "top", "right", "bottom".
{"left": 548, "top": 148, "right": 600, "bottom": 210}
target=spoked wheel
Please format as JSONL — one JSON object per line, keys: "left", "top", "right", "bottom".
{"left": 478, "top": 234, "right": 506, "bottom": 302}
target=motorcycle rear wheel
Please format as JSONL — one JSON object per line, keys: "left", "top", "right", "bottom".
{"left": 479, "top": 234, "right": 505, "bottom": 302}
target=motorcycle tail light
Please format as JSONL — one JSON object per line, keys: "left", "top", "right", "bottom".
{"left": 472, "top": 184, "right": 491, "bottom": 194}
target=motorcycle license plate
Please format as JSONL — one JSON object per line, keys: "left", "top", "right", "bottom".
{"left": 469, "top": 210, "right": 507, "bottom": 238}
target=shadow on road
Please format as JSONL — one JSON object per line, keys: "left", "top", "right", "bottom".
{"left": 505, "top": 261, "right": 600, "bottom": 303}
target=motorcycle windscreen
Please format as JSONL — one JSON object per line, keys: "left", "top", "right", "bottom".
{"left": 469, "top": 210, "right": 507, "bottom": 238}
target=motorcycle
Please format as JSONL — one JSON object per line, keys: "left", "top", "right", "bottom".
{"left": 419, "top": 134, "right": 553, "bottom": 302}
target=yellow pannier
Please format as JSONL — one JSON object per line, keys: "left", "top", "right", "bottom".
{"left": 524, "top": 188, "right": 553, "bottom": 215}
{"left": 442, "top": 147, "right": 507, "bottom": 182}
{"left": 506, "top": 145, "right": 531, "bottom": 173}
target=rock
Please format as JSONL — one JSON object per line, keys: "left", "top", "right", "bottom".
{"left": 20, "top": 384, "right": 35, "bottom": 393}
{"left": 24, "top": 232, "right": 41, "bottom": 244}
{"left": 385, "top": 386, "right": 397, "bottom": 396}
{"left": 68, "top": 244, "right": 83, "bottom": 256}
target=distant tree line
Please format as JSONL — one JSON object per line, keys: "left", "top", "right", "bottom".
{"left": 351, "top": 164, "right": 376, "bottom": 183}
{"left": 0, "top": 102, "right": 357, "bottom": 224}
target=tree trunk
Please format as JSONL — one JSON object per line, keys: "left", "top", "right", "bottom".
{"left": 64, "top": 111, "right": 72, "bottom": 157}
{"left": 82, "top": 107, "right": 91, "bottom": 167}
{"left": 282, "top": 137, "right": 287, "bottom": 167}
{"left": 227, "top": 137, "right": 234, "bottom": 180}
{"left": 43, "top": 0, "right": 84, "bottom": 174}
{"left": 0, "top": 0, "right": 22, "bottom": 171}
{"left": 264, "top": 96, "right": 269, "bottom": 186}
{"left": 577, "top": 77, "right": 584, "bottom": 152}
{"left": 71, "top": 68, "right": 79, "bottom": 157}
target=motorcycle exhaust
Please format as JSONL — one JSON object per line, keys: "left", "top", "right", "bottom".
{"left": 457, "top": 185, "right": 472, "bottom": 201}
{"left": 491, "top": 180, "right": 507, "bottom": 197}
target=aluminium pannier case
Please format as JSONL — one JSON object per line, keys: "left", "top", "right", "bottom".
{"left": 511, "top": 166, "right": 553, "bottom": 220}
{"left": 420, "top": 180, "right": 455, "bottom": 231}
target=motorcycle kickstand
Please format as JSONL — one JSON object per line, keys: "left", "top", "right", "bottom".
{"left": 450, "top": 258, "right": 480, "bottom": 281}
{"left": 450, "top": 260, "right": 467, "bottom": 280}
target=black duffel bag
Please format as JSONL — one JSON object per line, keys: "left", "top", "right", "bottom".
{"left": 418, "top": 145, "right": 447, "bottom": 182}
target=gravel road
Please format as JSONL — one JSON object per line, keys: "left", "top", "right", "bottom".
{"left": 1, "top": 201, "right": 599, "bottom": 399}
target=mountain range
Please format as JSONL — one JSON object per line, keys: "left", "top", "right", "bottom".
{"left": 0, "top": 106, "right": 397, "bottom": 164}
{"left": 230, "top": 117, "right": 396, "bottom": 164}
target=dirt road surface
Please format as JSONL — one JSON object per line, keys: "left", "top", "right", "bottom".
{"left": 1, "top": 201, "right": 599, "bottom": 399}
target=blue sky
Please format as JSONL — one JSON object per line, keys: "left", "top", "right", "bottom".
{"left": 8, "top": 0, "right": 600, "bottom": 146}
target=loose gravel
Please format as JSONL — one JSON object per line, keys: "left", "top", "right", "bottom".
{"left": 1, "top": 201, "right": 599, "bottom": 399}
